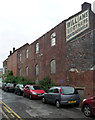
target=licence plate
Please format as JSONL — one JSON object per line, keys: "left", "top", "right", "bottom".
{"left": 68, "top": 101, "right": 76, "bottom": 103}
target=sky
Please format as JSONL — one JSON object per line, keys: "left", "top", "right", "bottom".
{"left": 0, "top": 0, "right": 94, "bottom": 68}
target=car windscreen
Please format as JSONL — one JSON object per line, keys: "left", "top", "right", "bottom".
{"left": 62, "top": 87, "right": 75, "bottom": 95}
{"left": 30, "top": 86, "right": 42, "bottom": 90}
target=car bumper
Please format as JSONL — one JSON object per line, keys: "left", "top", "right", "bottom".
{"left": 60, "top": 100, "right": 80, "bottom": 105}
{"left": 32, "top": 94, "right": 44, "bottom": 98}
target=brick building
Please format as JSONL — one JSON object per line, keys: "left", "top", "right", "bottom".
{"left": 3, "top": 2, "right": 95, "bottom": 98}
{"left": 0, "top": 68, "right": 3, "bottom": 76}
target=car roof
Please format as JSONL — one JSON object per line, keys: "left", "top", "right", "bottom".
{"left": 50, "top": 86, "right": 74, "bottom": 89}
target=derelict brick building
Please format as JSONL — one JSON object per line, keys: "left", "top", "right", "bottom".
{"left": 3, "top": 2, "right": 95, "bottom": 98}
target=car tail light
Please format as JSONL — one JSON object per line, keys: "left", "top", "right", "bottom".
{"left": 60, "top": 88, "right": 63, "bottom": 95}
{"left": 8, "top": 86, "right": 10, "bottom": 88}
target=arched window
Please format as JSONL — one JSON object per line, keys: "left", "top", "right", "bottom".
{"left": 20, "top": 53, "right": 21, "bottom": 62}
{"left": 35, "top": 64, "right": 39, "bottom": 76}
{"left": 20, "top": 68, "right": 21, "bottom": 76}
{"left": 26, "top": 67, "right": 28, "bottom": 76}
{"left": 50, "top": 60, "right": 56, "bottom": 74}
{"left": 26, "top": 49, "right": 29, "bottom": 58}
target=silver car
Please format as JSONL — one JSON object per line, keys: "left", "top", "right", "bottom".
{"left": 42, "top": 86, "right": 80, "bottom": 108}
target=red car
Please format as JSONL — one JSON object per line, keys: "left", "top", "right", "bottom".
{"left": 23, "top": 85, "right": 45, "bottom": 99}
{"left": 81, "top": 96, "right": 95, "bottom": 117}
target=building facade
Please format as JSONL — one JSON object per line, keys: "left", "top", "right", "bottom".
{"left": 3, "top": 2, "right": 95, "bottom": 98}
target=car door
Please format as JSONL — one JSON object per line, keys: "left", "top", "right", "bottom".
{"left": 93, "top": 97, "right": 95, "bottom": 115}
{"left": 49, "top": 88, "right": 60, "bottom": 104}
{"left": 45, "top": 88, "right": 54, "bottom": 103}
{"left": 24, "top": 86, "right": 28, "bottom": 96}
{"left": 26, "top": 86, "right": 30, "bottom": 97}
{"left": 16, "top": 85, "right": 19, "bottom": 93}
{"left": 52, "top": 88, "right": 60, "bottom": 103}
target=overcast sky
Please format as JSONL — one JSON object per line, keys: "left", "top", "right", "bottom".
{"left": 0, "top": 0, "right": 94, "bottom": 68}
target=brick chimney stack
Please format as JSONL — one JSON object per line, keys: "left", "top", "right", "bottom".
{"left": 13, "top": 47, "right": 15, "bottom": 53}
{"left": 82, "top": 2, "right": 91, "bottom": 11}
{"left": 10, "top": 51, "right": 12, "bottom": 55}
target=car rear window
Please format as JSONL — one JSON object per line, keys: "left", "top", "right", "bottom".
{"left": 62, "top": 87, "right": 75, "bottom": 95}
{"left": 9, "top": 84, "right": 14, "bottom": 87}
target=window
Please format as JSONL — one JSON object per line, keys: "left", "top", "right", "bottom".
{"left": 26, "top": 67, "right": 28, "bottom": 76}
{"left": 20, "top": 68, "right": 21, "bottom": 76}
{"left": 35, "top": 64, "right": 39, "bottom": 76}
{"left": 26, "top": 49, "right": 29, "bottom": 58}
{"left": 53, "top": 88, "right": 59, "bottom": 93}
{"left": 36, "top": 43, "right": 39, "bottom": 54}
{"left": 49, "top": 89, "right": 54, "bottom": 93}
{"left": 51, "top": 32, "right": 56, "bottom": 46}
{"left": 20, "top": 54, "right": 21, "bottom": 62}
{"left": 61, "top": 87, "right": 75, "bottom": 95}
{"left": 50, "top": 60, "right": 56, "bottom": 74}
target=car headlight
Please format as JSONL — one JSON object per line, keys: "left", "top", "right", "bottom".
{"left": 32, "top": 92, "right": 37, "bottom": 95}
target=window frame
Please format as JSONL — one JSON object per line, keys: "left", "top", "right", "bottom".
{"left": 19, "top": 53, "right": 21, "bottom": 62}
{"left": 26, "top": 66, "right": 29, "bottom": 77}
{"left": 51, "top": 32, "right": 56, "bottom": 47}
{"left": 50, "top": 59, "right": 56, "bottom": 74}
{"left": 36, "top": 42, "right": 39, "bottom": 54}
{"left": 35, "top": 64, "right": 39, "bottom": 76}
{"left": 26, "top": 49, "right": 29, "bottom": 59}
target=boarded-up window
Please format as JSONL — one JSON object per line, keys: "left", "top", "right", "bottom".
{"left": 26, "top": 67, "right": 28, "bottom": 76}
{"left": 20, "top": 54, "right": 21, "bottom": 62}
{"left": 50, "top": 60, "right": 56, "bottom": 74}
{"left": 35, "top": 64, "right": 39, "bottom": 76}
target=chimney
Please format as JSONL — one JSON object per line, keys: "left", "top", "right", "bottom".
{"left": 82, "top": 2, "right": 91, "bottom": 11}
{"left": 13, "top": 47, "right": 15, "bottom": 52}
{"left": 10, "top": 51, "right": 12, "bottom": 55}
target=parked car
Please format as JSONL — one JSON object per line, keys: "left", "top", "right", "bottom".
{"left": 2, "top": 82, "right": 6, "bottom": 90}
{"left": 23, "top": 85, "right": 45, "bottom": 99}
{"left": 42, "top": 86, "right": 80, "bottom": 108}
{"left": 81, "top": 96, "right": 95, "bottom": 117}
{"left": 15, "top": 84, "right": 24, "bottom": 95}
{"left": 4, "top": 83, "right": 15, "bottom": 92}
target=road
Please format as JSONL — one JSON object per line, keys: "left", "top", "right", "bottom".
{"left": 0, "top": 89, "right": 94, "bottom": 120}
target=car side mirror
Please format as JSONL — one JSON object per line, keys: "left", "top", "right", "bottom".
{"left": 45, "top": 90, "right": 48, "bottom": 93}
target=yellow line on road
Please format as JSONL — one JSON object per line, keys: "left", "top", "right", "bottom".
{"left": 10, "top": 113, "right": 15, "bottom": 118}
{"left": 0, "top": 100, "right": 23, "bottom": 120}
{"left": 3, "top": 106, "right": 11, "bottom": 114}
{"left": 3, "top": 106, "right": 15, "bottom": 118}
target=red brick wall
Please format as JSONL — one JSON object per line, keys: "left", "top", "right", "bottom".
{"left": 17, "top": 44, "right": 30, "bottom": 78}
{"left": 66, "top": 70, "right": 95, "bottom": 98}
{"left": 7, "top": 51, "right": 17, "bottom": 76}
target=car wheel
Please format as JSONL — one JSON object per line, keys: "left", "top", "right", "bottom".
{"left": 56, "top": 100, "right": 61, "bottom": 108}
{"left": 18, "top": 92, "right": 21, "bottom": 96}
{"left": 42, "top": 97, "right": 46, "bottom": 103}
{"left": 6, "top": 88, "right": 9, "bottom": 92}
{"left": 29, "top": 94, "right": 32, "bottom": 100}
{"left": 83, "top": 104, "right": 92, "bottom": 117}
{"left": 15, "top": 90, "right": 17, "bottom": 94}
{"left": 23, "top": 93, "right": 25, "bottom": 97}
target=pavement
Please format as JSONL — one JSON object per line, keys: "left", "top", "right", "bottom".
{"left": 0, "top": 107, "right": 8, "bottom": 119}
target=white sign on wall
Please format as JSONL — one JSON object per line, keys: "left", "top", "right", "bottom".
{"left": 66, "top": 9, "right": 89, "bottom": 42}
